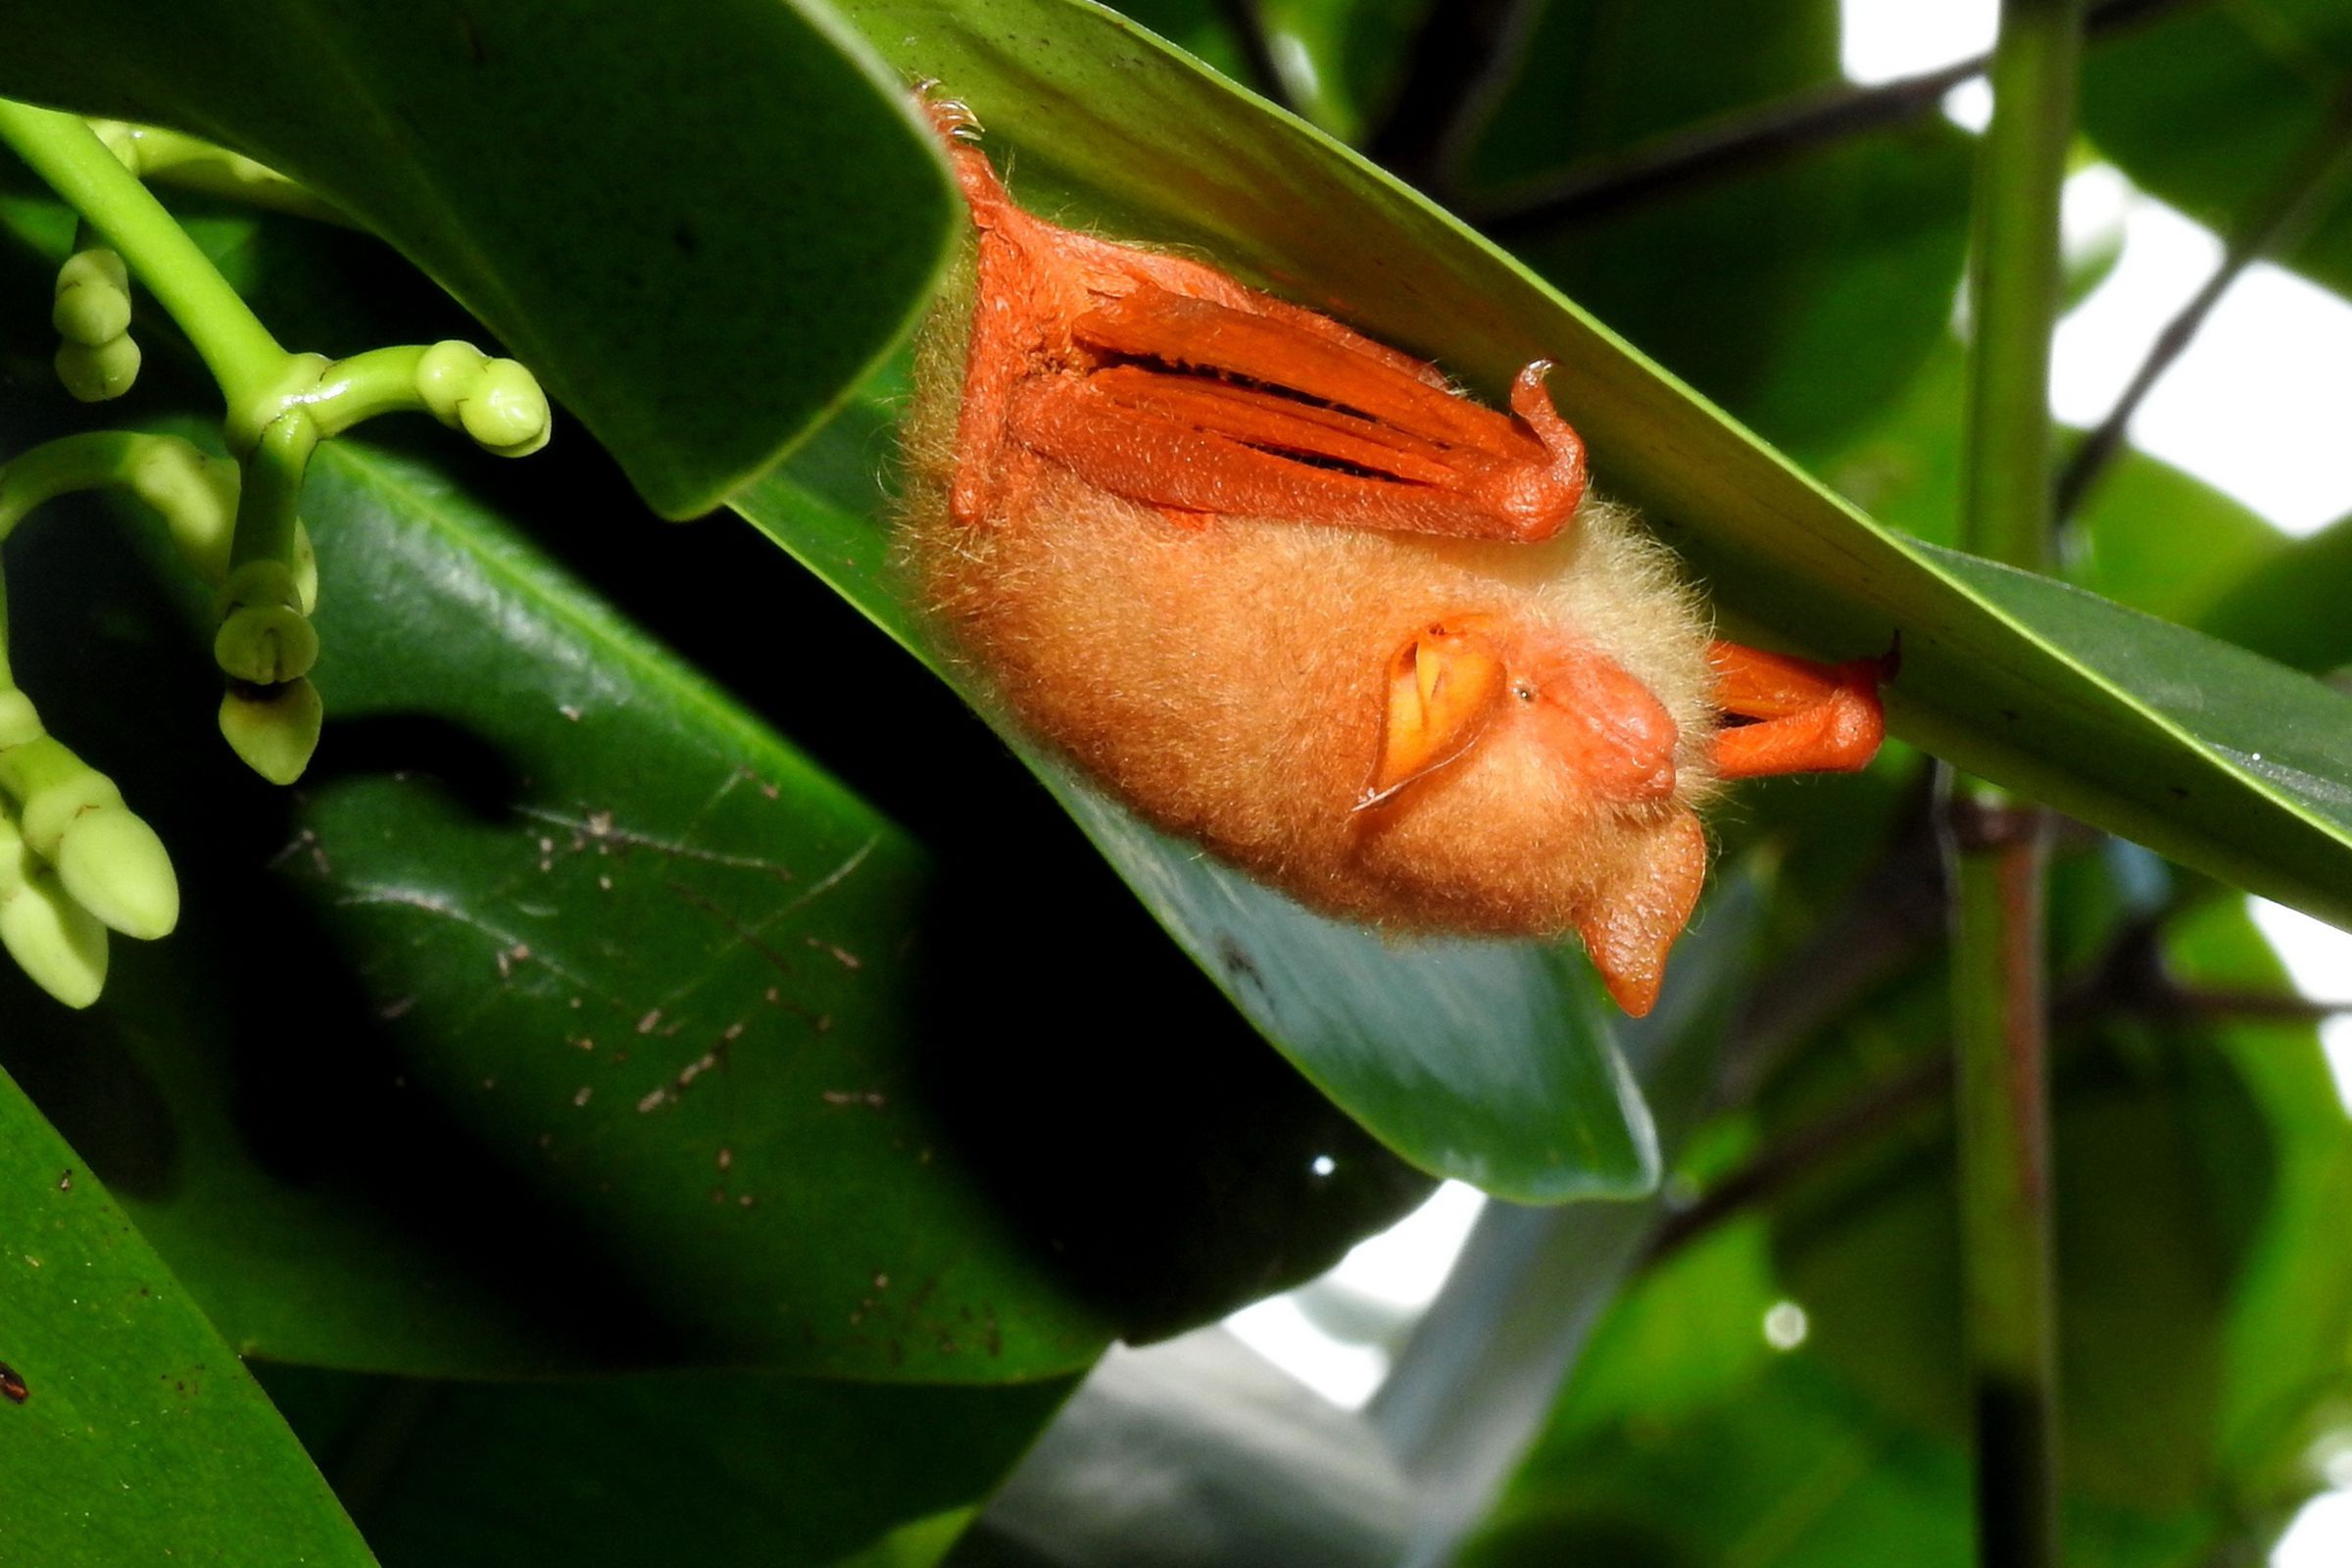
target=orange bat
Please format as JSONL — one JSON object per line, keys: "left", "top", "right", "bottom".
{"left": 897, "top": 90, "right": 1886, "bottom": 1015}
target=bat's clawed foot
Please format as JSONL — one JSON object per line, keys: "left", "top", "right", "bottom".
{"left": 1707, "top": 640, "right": 1886, "bottom": 780}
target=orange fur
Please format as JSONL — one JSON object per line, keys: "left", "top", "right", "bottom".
{"left": 893, "top": 95, "right": 1881, "bottom": 1014}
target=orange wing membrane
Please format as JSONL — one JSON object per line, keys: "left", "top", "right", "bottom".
{"left": 926, "top": 96, "right": 1588, "bottom": 544}
{"left": 899, "top": 87, "right": 1889, "bottom": 1015}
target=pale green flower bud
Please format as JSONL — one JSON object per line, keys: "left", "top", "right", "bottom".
{"left": 52, "top": 249, "right": 131, "bottom": 345}
{"left": 0, "top": 812, "right": 107, "bottom": 1008}
{"left": 215, "top": 603, "right": 319, "bottom": 684}
{"left": 0, "top": 736, "right": 177, "bottom": 941}
{"left": 55, "top": 334, "right": 140, "bottom": 402}
{"left": 219, "top": 677, "right": 321, "bottom": 786}
{"left": 416, "top": 340, "right": 551, "bottom": 457}
{"left": 54, "top": 805, "right": 177, "bottom": 941}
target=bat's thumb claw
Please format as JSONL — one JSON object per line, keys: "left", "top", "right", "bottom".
{"left": 1876, "top": 628, "right": 1904, "bottom": 682}
{"left": 913, "top": 79, "right": 985, "bottom": 142}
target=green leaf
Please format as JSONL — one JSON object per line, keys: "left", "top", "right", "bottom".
{"left": 2079, "top": 0, "right": 2352, "bottom": 299}
{"left": 0, "top": 1066, "right": 377, "bottom": 1568}
{"left": 2196, "top": 509, "right": 2352, "bottom": 675}
{"left": 0, "top": 437, "right": 1095, "bottom": 1381}
{"left": 255, "top": 1361, "right": 1073, "bottom": 1568}
{"left": 0, "top": 0, "right": 959, "bottom": 516}
{"left": 1465, "top": 908, "right": 2350, "bottom": 1564}
{"left": 1914, "top": 543, "right": 2352, "bottom": 919}
{"left": 0, "top": 172, "right": 1429, "bottom": 1379}
{"left": 0, "top": 421, "right": 1424, "bottom": 1379}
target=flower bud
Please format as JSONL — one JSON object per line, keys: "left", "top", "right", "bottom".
{"left": 55, "top": 334, "right": 140, "bottom": 402}
{"left": 220, "top": 677, "right": 321, "bottom": 785}
{"left": 54, "top": 804, "right": 177, "bottom": 941}
{"left": 0, "top": 813, "right": 108, "bottom": 1008}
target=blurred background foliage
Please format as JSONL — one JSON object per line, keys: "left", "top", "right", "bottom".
{"left": 1, "top": 1, "right": 2350, "bottom": 1565}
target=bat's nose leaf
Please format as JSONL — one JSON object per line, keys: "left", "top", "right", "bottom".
{"left": 1527, "top": 644, "right": 1682, "bottom": 805}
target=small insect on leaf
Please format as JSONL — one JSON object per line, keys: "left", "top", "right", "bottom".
{"left": 0, "top": 1361, "right": 26, "bottom": 1403}
{"left": 895, "top": 86, "right": 1887, "bottom": 1015}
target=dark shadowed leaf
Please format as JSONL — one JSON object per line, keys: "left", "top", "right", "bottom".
{"left": 0, "top": 156, "right": 1429, "bottom": 1381}
{"left": 256, "top": 1361, "right": 1074, "bottom": 1568}
{"left": 0, "top": 425, "right": 1423, "bottom": 1379}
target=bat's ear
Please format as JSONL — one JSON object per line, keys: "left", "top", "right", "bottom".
{"left": 1357, "top": 620, "right": 1508, "bottom": 810}
{"left": 1575, "top": 808, "right": 1708, "bottom": 1016}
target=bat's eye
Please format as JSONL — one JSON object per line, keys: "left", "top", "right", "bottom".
{"left": 1514, "top": 683, "right": 1538, "bottom": 703}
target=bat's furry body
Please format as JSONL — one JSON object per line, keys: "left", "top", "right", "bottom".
{"left": 894, "top": 95, "right": 1880, "bottom": 1013}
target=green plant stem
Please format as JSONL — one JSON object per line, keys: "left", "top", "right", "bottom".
{"left": 0, "top": 100, "right": 287, "bottom": 408}
{"left": 0, "top": 431, "right": 151, "bottom": 544}
{"left": 1944, "top": 788, "right": 2058, "bottom": 1567}
{"left": 233, "top": 413, "right": 318, "bottom": 572}
{"left": 88, "top": 119, "right": 350, "bottom": 226}
{"left": 306, "top": 345, "right": 433, "bottom": 439}
{"left": 1947, "top": 3, "right": 2080, "bottom": 1564}
{"left": 1964, "top": 3, "right": 2077, "bottom": 577}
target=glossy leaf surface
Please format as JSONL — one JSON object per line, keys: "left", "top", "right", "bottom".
{"left": 0, "top": 436, "right": 1093, "bottom": 1381}
{"left": 0, "top": 1069, "right": 376, "bottom": 1568}
{"left": 0, "top": 428, "right": 1421, "bottom": 1380}
{"left": 0, "top": 0, "right": 958, "bottom": 515}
